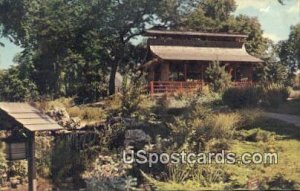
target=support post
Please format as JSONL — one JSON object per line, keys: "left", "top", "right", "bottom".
{"left": 150, "top": 81, "right": 154, "bottom": 97}
{"left": 184, "top": 63, "right": 187, "bottom": 81}
{"left": 28, "top": 132, "right": 37, "bottom": 191}
{"left": 234, "top": 63, "right": 237, "bottom": 82}
{"left": 201, "top": 64, "right": 204, "bottom": 86}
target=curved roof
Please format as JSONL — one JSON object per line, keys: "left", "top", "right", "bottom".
{"left": 145, "top": 30, "right": 248, "bottom": 38}
{"left": 150, "top": 45, "right": 262, "bottom": 63}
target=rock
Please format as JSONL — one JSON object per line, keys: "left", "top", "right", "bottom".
{"left": 46, "top": 107, "right": 80, "bottom": 129}
{"left": 124, "top": 129, "right": 151, "bottom": 146}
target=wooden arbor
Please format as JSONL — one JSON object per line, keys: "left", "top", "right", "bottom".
{"left": 0, "top": 102, "right": 63, "bottom": 191}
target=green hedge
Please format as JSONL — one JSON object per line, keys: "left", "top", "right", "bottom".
{"left": 222, "top": 84, "right": 290, "bottom": 109}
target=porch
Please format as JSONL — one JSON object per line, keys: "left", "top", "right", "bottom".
{"left": 148, "top": 80, "right": 254, "bottom": 96}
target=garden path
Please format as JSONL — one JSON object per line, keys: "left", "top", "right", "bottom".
{"left": 264, "top": 112, "right": 300, "bottom": 127}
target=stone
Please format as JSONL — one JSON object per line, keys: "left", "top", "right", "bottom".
{"left": 124, "top": 129, "right": 151, "bottom": 146}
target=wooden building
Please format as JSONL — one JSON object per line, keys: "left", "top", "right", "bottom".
{"left": 141, "top": 30, "right": 263, "bottom": 95}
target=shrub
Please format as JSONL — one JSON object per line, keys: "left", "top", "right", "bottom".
{"left": 0, "top": 141, "right": 7, "bottom": 178}
{"left": 0, "top": 67, "right": 39, "bottom": 102}
{"left": 36, "top": 136, "right": 53, "bottom": 178}
{"left": 8, "top": 160, "right": 28, "bottom": 178}
{"left": 205, "top": 61, "right": 232, "bottom": 93}
{"left": 222, "top": 84, "right": 291, "bottom": 109}
{"left": 120, "top": 71, "right": 144, "bottom": 118}
{"left": 83, "top": 155, "right": 136, "bottom": 191}
{"left": 202, "top": 113, "right": 241, "bottom": 139}
{"left": 240, "top": 129, "right": 276, "bottom": 142}
{"left": 222, "top": 86, "right": 262, "bottom": 109}
{"left": 261, "top": 83, "right": 291, "bottom": 107}
{"left": 67, "top": 106, "right": 106, "bottom": 122}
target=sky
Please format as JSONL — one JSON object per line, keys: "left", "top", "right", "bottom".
{"left": 0, "top": 0, "right": 299, "bottom": 69}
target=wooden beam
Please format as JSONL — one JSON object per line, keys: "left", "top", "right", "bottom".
{"left": 28, "top": 132, "right": 37, "bottom": 191}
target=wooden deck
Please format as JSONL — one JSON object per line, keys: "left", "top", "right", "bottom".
{"left": 148, "top": 81, "right": 253, "bottom": 96}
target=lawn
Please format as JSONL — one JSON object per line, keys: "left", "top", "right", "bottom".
{"left": 267, "top": 98, "right": 300, "bottom": 116}
{"left": 229, "top": 117, "right": 300, "bottom": 189}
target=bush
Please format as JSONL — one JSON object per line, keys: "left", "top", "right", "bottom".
{"left": 83, "top": 155, "right": 136, "bottom": 191}
{"left": 222, "top": 84, "right": 291, "bottom": 109}
{"left": 205, "top": 61, "right": 232, "bottom": 93}
{"left": 222, "top": 86, "right": 262, "bottom": 109}
{"left": 67, "top": 106, "right": 106, "bottom": 122}
{"left": 0, "top": 67, "right": 39, "bottom": 102}
{"left": 0, "top": 141, "right": 7, "bottom": 178}
{"left": 261, "top": 83, "right": 291, "bottom": 107}
{"left": 36, "top": 136, "right": 53, "bottom": 178}
{"left": 202, "top": 113, "right": 241, "bottom": 139}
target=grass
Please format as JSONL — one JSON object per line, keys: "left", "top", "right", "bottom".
{"left": 229, "top": 117, "right": 300, "bottom": 189}
{"left": 143, "top": 110, "right": 300, "bottom": 190}
{"left": 267, "top": 98, "right": 300, "bottom": 116}
{"left": 67, "top": 106, "right": 106, "bottom": 123}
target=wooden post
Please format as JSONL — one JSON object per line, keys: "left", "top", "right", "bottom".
{"left": 201, "top": 64, "right": 204, "bottom": 86}
{"left": 250, "top": 63, "right": 253, "bottom": 83}
{"left": 234, "top": 63, "right": 237, "bottom": 82}
{"left": 28, "top": 132, "right": 37, "bottom": 191}
{"left": 150, "top": 81, "right": 154, "bottom": 97}
{"left": 184, "top": 63, "right": 187, "bottom": 81}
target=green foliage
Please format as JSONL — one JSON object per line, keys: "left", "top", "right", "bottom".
{"left": 8, "top": 160, "right": 28, "bottom": 178}
{"left": 198, "top": 0, "right": 236, "bottom": 21}
{"left": 181, "top": 2, "right": 270, "bottom": 58}
{"left": 120, "top": 71, "right": 145, "bottom": 118}
{"left": 202, "top": 113, "right": 241, "bottom": 140}
{"left": 67, "top": 106, "right": 106, "bottom": 122}
{"left": 261, "top": 83, "right": 291, "bottom": 108}
{"left": 277, "top": 23, "right": 300, "bottom": 74}
{"left": 238, "top": 128, "right": 276, "bottom": 143}
{"left": 0, "top": 67, "right": 39, "bottom": 102}
{"left": 0, "top": 141, "right": 7, "bottom": 177}
{"left": 36, "top": 136, "right": 53, "bottom": 178}
{"left": 257, "top": 62, "right": 289, "bottom": 85}
{"left": 223, "top": 84, "right": 290, "bottom": 109}
{"left": 83, "top": 155, "right": 136, "bottom": 191}
{"left": 222, "top": 86, "right": 262, "bottom": 109}
{"left": 205, "top": 61, "right": 232, "bottom": 92}
{"left": 0, "top": 0, "right": 197, "bottom": 98}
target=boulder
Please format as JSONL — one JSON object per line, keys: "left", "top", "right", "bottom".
{"left": 124, "top": 129, "right": 151, "bottom": 146}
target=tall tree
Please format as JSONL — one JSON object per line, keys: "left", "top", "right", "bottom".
{"left": 277, "top": 23, "right": 300, "bottom": 74}
{"left": 180, "top": 1, "right": 270, "bottom": 59}
{"left": 0, "top": 0, "right": 200, "bottom": 98}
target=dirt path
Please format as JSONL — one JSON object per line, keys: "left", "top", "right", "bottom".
{"left": 264, "top": 112, "right": 300, "bottom": 127}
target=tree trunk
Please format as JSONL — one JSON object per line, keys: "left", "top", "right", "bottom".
{"left": 109, "top": 61, "right": 118, "bottom": 95}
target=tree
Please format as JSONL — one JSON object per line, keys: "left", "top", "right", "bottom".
{"left": 257, "top": 62, "right": 289, "bottom": 85}
{"left": 198, "top": 0, "right": 236, "bottom": 21}
{"left": 0, "top": 0, "right": 200, "bottom": 99}
{"left": 277, "top": 23, "right": 300, "bottom": 75}
{"left": 0, "top": 66, "right": 39, "bottom": 101}
{"left": 205, "top": 61, "right": 232, "bottom": 92}
{"left": 180, "top": 0, "right": 270, "bottom": 59}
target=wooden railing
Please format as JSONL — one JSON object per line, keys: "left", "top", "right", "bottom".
{"left": 232, "top": 81, "right": 254, "bottom": 87}
{"left": 149, "top": 81, "right": 203, "bottom": 96}
{"left": 148, "top": 80, "right": 254, "bottom": 96}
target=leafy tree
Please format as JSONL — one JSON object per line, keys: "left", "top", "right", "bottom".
{"left": 0, "top": 67, "right": 39, "bottom": 102}
{"left": 277, "top": 23, "right": 300, "bottom": 74}
{"left": 180, "top": 1, "right": 270, "bottom": 59}
{"left": 0, "top": 0, "right": 200, "bottom": 99}
{"left": 257, "top": 62, "right": 289, "bottom": 85}
{"left": 205, "top": 61, "right": 231, "bottom": 92}
{"left": 198, "top": 0, "right": 236, "bottom": 21}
